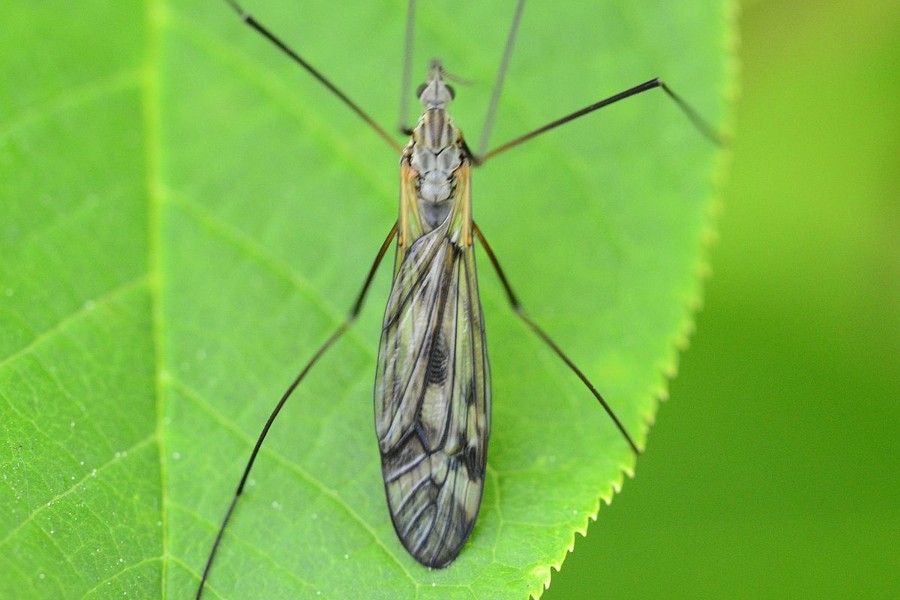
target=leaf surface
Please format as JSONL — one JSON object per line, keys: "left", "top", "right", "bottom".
{"left": 0, "top": 1, "right": 733, "bottom": 598}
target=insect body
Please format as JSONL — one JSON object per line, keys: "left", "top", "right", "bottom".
{"left": 375, "top": 60, "right": 488, "bottom": 567}
{"left": 198, "top": 1, "right": 719, "bottom": 596}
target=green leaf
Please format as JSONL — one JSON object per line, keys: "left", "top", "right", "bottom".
{"left": 0, "top": 1, "right": 733, "bottom": 598}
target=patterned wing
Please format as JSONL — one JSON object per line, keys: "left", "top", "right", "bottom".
{"left": 374, "top": 217, "right": 490, "bottom": 568}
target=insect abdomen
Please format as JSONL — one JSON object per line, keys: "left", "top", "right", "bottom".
{"left": 375, "top": 223, "right": 490, "bottom": 567}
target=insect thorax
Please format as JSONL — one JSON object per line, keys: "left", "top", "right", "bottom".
{"left": 405, "top": 107, "right": 466, "bottom": 232}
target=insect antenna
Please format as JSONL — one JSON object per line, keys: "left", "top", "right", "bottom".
{"left": 223, "top": 0, "right": 401, "bottom": 152}
{"left": 196, "top": 225, "right": 398, "bottom": 599}
{"left": 473, "top": 223, "right": 642, "bottom": 455}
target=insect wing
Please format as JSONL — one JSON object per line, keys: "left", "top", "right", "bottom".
{"left": 374, "top": 170, "right": 490, "bottom": 567}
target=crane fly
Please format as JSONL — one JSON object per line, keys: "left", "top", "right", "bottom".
{"left": 198, "top": 0, "right": 720, "bottom": 596}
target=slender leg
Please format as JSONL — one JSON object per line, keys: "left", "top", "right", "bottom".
{"left": 397, "top": 0, "right": 417, "bottom": 135}
{"left": 196, "top": 223, "right": 398, "bottom": 599}
{"left": 475, "top": 0, "right": 527, "bottom": 158}
{"left": 223, "top": 0, "right": 402, "bottom": 153}
{"left": 473, "top": 223, "right": 641, "bottom": 455}
{"left": 478, "top": 78, "right": 721, "bottom": 164}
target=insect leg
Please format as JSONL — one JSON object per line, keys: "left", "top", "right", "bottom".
{"left": 475, "top": 0, "right": 526, "bottom": 158}
{"left": 477, "top": 78, "right": 722, "bottom": 164}
{"left": 397, "top": 0, "right": 416, "bottom": 135}
{"left": 196, "top": 223, "right": 398, "bottom": 599}
{"left": 472, "top": 223, "right": 642, "bottom": 455}
{"left": 224, "top": 0, "right": 402, "bottom": 152}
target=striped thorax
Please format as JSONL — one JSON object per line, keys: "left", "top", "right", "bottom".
{"left": 398, "top": 60, "right": 472, "bottom": 246}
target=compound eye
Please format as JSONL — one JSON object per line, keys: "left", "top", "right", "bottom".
{"left": 416, "top": 83, "right": 428, "bottom": 98}
{"left": 445, "top": 84, "right": 455, "bottom": 100}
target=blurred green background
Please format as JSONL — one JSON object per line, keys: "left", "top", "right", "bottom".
{"left": 545, "top": 0, "right": 899, "bottom": 598}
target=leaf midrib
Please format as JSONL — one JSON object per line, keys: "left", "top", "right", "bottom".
{"left": 143, "top": 0, "right": 168, "bottom": 597}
